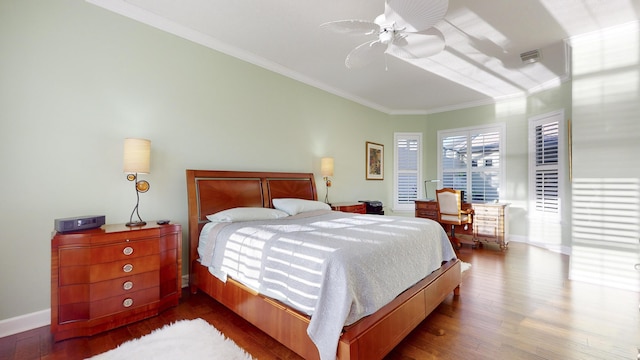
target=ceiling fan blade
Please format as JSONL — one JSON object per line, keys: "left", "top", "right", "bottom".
{"left": 385, "top": 0, "right": 449, "bottom": 32}
{"left": 345, "top": 40, "right": 386, "bottom": 69}
{"left": 320, "top": 20, "right": 379, "bottom": 35}
{"left": 386, "top": 28, "right": 445, "bottom": 59}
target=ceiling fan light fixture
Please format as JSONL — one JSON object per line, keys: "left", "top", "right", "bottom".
{"left": 520, "top": 49, "right": 542, "bottom": 64}
{"left": 323, "top": 0, "right": 449, "bottom": 69}
{"left": 379, "top": 29, "right": 394, "bottom": 44}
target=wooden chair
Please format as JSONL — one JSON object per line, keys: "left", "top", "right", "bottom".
{"left": 436, "top": 188, "right": 473, "bottom": 250}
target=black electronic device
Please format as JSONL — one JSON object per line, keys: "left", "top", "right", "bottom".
{"left": 156, "top": 219, "right": 170, "bottom": 225}
{"left": 359, "top": 200, "right": 384, "bottom": 215}
{"left": 54, "top": 215, "right": 105, "bottom": 233}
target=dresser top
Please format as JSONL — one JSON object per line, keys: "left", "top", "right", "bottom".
{"left": 55, "top": 221, "right": 178, "bottom": 234}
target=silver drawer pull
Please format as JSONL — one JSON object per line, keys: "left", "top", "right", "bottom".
{"left": 123, "top": 246, "right": 134, "bottom": 256}
{"left": 122, "top": 298, "right": 133, "bottom": 308}
{"left": 123, "top": 263, "right": 133, "bottom": 273}
{"left": 123, "top": 281, "right": 134, "bottom": 291}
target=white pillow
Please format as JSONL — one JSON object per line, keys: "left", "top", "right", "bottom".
{"left": 272, "top": 198, "right": 331, "bottom": 216}
{"left": 206, "top": 207, "right": 289, "bottom": 223}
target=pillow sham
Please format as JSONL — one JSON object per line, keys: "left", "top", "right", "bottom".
{"left": 272, "top": 198, "right": 331, "bottom": 216}
{"left": 206, "top": 207, "right": 289, "bottom": 223}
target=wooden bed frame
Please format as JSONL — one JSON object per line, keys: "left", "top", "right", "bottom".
{"left": 186, "top": 169, "right": 461, "bottom": 360}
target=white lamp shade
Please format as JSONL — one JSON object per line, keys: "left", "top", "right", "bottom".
{"left": 123, "top": 138, "right": 151, "bottom": 174}
{"left": 321, "top": 157, "right": 334, "bottom": 177}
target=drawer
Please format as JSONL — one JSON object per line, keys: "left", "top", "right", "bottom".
{"left": 90, "top": 286, "right": 160, "bottom": 318}
{"left": 473, "top": 206, "right": 502, "bottom": 217}
{"left": 416, "top": 209, "right": 437, "bottom": 219}
{"left": 90, "top": 271, "right": 159, "bottom": 301}
{"left": 59, "top": 265, "right": 90, "bottom": 286}
{"left": 90, "top": 254, "right": 160, "bottom": 283}
{"left": 475, "top": 225, "right": 498, "bottom": 238}
{"left": 59, "top": 248, "right": 90, "bottom": 266}
{"left": 91, "top": 228, "right": 159, "bottom": 245}
{"left": 474, "top": 216, "right": 498, "bottom": 225}
{"left": 415, "top": 202, "right": 437, "bottom": 210}
{"left": 58, "top": 300, "right": 90, "bottom": 324}
{"left": 159, "top": 233, "right": 180, "bottom": 252}
{"left": 58, "top": 284, "right": 89, "bottom": 305}
{"left": 160, "top": 263, "right": 179, "bottom": 296}
{"left": 91, "top": 239, "right": 159, "bottom": 263}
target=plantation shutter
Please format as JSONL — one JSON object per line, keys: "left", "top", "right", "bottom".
{"left": 441, "top": 134, "right": 468, "bottom": 200}
{"left": 534, "top": 121, "right": 559, "bottom": 214}
{"left": 440, "top": 127, "right": 502, "bottom": 203}
{"left": 396, "top": 135, "right": 419, "bottom": 204}
{"left": 470, "top": 131, "right": 500, "bottom": 202}
{"left": 394, "top": 133, "right": 422, "bottom": 210}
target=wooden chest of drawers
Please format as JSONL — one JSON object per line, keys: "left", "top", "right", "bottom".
{"left": 51, "top": 222, "right": 181, "bottom": 341}
{"left": 472, "top": 203, "right": 509, "bottom": 250}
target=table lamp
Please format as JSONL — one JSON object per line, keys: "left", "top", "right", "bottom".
{"left": 123, "top": 138, "right": 151, "bottom": 227}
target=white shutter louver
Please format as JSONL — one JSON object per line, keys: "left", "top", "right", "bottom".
{"left": 534, "top": 121, "right": 560, "bottom": 214}
{"left": 440, "top": 128, "right": 502, "bottom": 203}
{"left": 397, "top": 137, "right": 419, "bottom": 204}
{"left": 394, "top": 133, "right": 422, "bottom": 210}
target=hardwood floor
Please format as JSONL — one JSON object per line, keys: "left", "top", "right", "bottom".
{"left": 1, "top": 242, "right": 638, "bottom": 360}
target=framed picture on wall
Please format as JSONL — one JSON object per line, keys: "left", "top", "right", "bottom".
{"left": 366, "top": 141, "right": 384, "bottom": 180}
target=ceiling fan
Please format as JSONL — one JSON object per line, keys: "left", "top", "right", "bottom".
{"left": 321, "top": 0, "right": 449, "bottom": 69}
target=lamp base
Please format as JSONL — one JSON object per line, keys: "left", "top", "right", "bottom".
{"left": 125, "top": 221, "right": 147, "bottom": 227}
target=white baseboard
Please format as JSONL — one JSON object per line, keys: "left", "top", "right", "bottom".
{"left": 1, "top": 275, "right": 191, "bottom": 338}
{"left": 0, "top": 308, "right": 50, "bottom": 338}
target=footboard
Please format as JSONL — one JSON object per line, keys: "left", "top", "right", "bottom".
{"left": 337, "top": 259, "right": 461, "bottom": 359}
{"left": 192, "top": 260, "right": 319, "bottom": 359}
{"left": 192, "top": 259, "right": 461, "bottom": 360}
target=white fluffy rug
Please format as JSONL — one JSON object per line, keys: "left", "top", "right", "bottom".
{"left": 88, "top": 318, "right": 254, "bottom": 360}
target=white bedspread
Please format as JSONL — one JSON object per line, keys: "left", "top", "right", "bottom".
{"left": 199, "top": 210, "right": 456, "bottom": 360}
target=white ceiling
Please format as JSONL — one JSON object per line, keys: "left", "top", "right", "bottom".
{"left": 87, "top": 0, "right": 640, "bottom": 114}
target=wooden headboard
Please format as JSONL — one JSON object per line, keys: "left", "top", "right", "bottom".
{"left": 185, "top": 169, "right": 317, "bottom": 272}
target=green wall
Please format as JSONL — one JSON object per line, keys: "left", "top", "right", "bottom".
{"left": 0, "top": 0, "right": 395, "bottom": 321}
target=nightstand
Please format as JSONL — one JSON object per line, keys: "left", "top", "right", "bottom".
{"left": 331, "top": 202, "right": 366, "bottom": 214}
{"left": 51, "top": 222, "right": 182, "bottom": 341}
{"left": 472, "top": 203, "right": 509, "bottom": 250}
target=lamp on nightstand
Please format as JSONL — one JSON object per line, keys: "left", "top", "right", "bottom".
{"left": 321, "top": 157, "right": 334, "bottom": 205}
{"left": 123, "top": 138, "right": 151, "bottom": 227}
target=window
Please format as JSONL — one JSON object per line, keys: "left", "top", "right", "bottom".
{"left": 438, "top": 124, "right": 505, "bottom": 202}
{"left": 529, "top": 110, "right": 564, "bottom": 220}
{"left": 394, "top": 133, "right": 422, "bottom": 211}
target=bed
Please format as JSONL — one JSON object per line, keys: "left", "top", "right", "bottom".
{"left": 186, "top": 169, "right": 461, "bottom": 360}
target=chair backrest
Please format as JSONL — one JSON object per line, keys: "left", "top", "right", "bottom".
{"left": 436, "top": 188, "right": 461, "bottom": 217}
